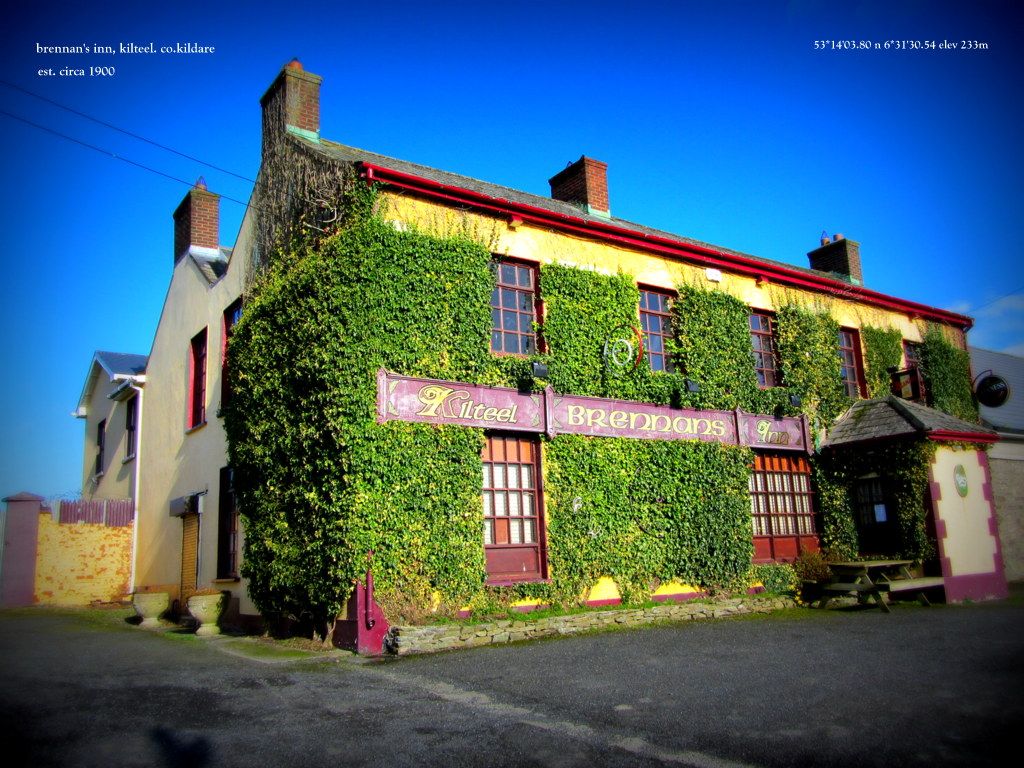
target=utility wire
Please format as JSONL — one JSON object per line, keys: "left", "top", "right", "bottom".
{"left": 0, "top": 79, "right": 257, "bottom": 184}
{"left": 0, "top": 108, "right": 255, "bottom": 210}
{"left": 968, "top": 286, "right": 1024, "bottom": 314}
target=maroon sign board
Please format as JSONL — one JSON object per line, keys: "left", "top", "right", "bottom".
{"left": 377, "top": 369, "right": 809, "bottom": 452}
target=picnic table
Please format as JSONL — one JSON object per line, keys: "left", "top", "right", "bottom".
{"left": 816, "top": 560, "right": 945, "bottom": 613}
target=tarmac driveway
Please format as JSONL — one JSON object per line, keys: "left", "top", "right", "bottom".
{"left": 1, "top": 595, "right": 1022, "bottom": 767}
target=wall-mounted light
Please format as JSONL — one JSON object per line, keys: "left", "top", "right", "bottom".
{"left": 685, "top": 379, "right": 700, "bottom": 393}
{"left": 531, "top": 361, "right": 549, "bottom": 379}
{"left": 789, "top": 393, "right": 802, "bottom": 408}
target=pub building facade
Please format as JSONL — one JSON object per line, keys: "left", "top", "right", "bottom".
{"left": 114, "top": 60, "right": 1006, "bottom": 632}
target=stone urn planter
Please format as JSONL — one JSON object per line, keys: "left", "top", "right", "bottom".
{"left": 187, "top": 591, "right": 227, "bottom": 636}
{"left": 133, "top": 591, "right": 169, "bottom": 628}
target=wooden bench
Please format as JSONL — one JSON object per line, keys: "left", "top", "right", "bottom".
{"left": 817, "top": 582, "right": 889, "bottom": 612}
{"left": 877, "top": 576, "right": 945, "bottom": 606}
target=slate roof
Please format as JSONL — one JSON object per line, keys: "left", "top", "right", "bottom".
{"left": 190, "top": 246, "right": 232, "bottom": 284}
{"left": 95, "top": 351, "right": 148, "bottom": 377}
{"left": 823, "top": 396, "right": 997, "bottom": 448}
{"left": 299, "top": 136, "right": 834, "bottom": 283}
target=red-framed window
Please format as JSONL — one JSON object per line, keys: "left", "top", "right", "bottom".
{"left": 749, "top": 452, "right": 818, "bottom": 563}
{"left": 482, "top": 434, "right": 546, "bottom": 582}
{"left": 124, "top": 395, "right": 138, "bottom": 460}
{"left": 188, "top": 329, "right": 208, "bottom": 429}
{"left": 95, "top": 419, "right": 106, "bottom": 476}
{"left": 490, "top": 259, "right": 539, "bottom": 355}
{"left": 838, "top": 327, "right": 867, "bottom": 398}
{"left": 903, "top": 340, "right": 923, "bottom": 370}
{"left": 221, "top": 298, "right": 243, "bottom": 407}
{"left": 217, "top": 466, "right": 240, "bottom": 579}
{"left": 639, "top": 288, "right": 675, "bottom": 372}
{"left": 749, "top": 311, "right": 781, "bottom": 387}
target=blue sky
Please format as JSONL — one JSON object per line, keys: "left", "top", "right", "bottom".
{"left": 1, "top": 0, "right": 1022, "bottom": 500}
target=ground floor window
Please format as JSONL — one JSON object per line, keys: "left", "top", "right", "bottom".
{"left": 749, "top": 452, "right": 818, "bottom": 562}
{"left": 482, "top": 433, "right": 545, "bottom": 581}
{"left": 216, "top": 467, "right": 239, "bottom": 579}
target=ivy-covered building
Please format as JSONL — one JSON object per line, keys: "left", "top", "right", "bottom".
{"left": 116, "top": 60, "right": 1006, "bottom": 636}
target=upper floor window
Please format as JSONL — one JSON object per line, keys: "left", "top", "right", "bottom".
{"left": 124, "top": 396, "right": 138, "bottom": 460}
{"left": 639, "top": 288, "right": 675, "bottom": 372}
{"left": 490, "top": 259, "right": 538, "bottom": 355}
{"left": 222, "top": 298, "right": 243, "bottom": 406}
{"left": 188, "top": 329, "right": 208, "bottom": 429}
{"left": 838, "top": 327, "right": 867, "bottom": 398}
{"left": 749, "top": 311, "right": 781, "bottom": 387}
{"left": 95, "top": 419, "right": 106, "bottom": 476}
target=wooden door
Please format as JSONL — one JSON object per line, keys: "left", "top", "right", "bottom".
{"left": 180, "top": 513, "right": 199, "bottom": 604}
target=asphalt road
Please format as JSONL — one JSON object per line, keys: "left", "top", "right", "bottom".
{"left": 2, "top": 596, "right": 1022, "bottom": 767}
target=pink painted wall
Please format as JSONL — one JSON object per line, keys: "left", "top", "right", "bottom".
{"left": 1, "top": 494, "right": 43, "bottom": 607}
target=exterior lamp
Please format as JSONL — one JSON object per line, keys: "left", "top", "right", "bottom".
{"left": 531, "top": 361, "right": 549, "bottom": 379}
{"left": 684, "top": 379, "right": 700, "bottom": 393}
{"left": 789, "top": 393, "right": 802, "bottom": 407}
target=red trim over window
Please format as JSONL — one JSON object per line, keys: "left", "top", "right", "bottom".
{"left": 358, "top": 162, "right": 972, "bottom": 331}
{"left": 927, "top": 430, "right": 999, "bottom": 444}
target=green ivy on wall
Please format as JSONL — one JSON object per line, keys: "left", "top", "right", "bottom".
{"left": 815, "top": 440, "right": 937, "bottom": 562}
{"left": 545, "top": 436, "right": 755, "bottom": 602}
{"left": 774, "top": 305, "right": 847, "bottom": 427}
{"left": 860, "top": 326, "right": 903, "bottom": 399}
{"left": 921, "top": 326, "right": 978, "bottom": 422}
{"left": 225, "top": 181, "right": 977, "bottom": 630}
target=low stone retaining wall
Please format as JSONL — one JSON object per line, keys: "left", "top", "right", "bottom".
{"left": 386, "top": 595, "right": 797, "bottom": 655}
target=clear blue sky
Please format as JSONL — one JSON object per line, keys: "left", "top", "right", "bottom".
{"left": 2, "top": 0, "right": 1022, "bottom": 500}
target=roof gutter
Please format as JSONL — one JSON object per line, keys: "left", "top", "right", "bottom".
{"left": 359, "top": 162, "right": 973, "bottom": 331}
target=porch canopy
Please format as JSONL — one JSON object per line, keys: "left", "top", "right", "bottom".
{"left": 822, "top": 396, "right": 997, "bottom": 448}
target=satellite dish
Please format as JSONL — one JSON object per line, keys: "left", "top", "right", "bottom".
{"left": 974, "top": 373, "right": 1010, "bottom": 408}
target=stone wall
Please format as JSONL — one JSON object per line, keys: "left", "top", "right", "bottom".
{"left": 386, "top": 595, "right": 796, "bottom": 656}
{"left": 991, "top": 451, "right": 1024, "bottom": 582}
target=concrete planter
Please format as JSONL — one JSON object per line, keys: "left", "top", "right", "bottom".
{"left": 187, "top": 592, "right": 226, "bottom": 636}
{"left": 132, "top": 592, "right": 169, "bottom": 628}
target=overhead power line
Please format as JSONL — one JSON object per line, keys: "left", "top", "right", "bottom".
{"left": 0, "top": 108, "right": 254, "bottom": 210}
{"left": 0, "top": 79, "right": 257, "bottom": 184}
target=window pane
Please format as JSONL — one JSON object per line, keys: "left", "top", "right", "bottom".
{"left": 501, "top": 264, "right": 516, "bottom": 284}
{"left": 524, "top": 519, "right": 535, "bottom": 543}
{"left": 483, "top": 492, "right": 492, "bottom": 517}
{"left": 519, "top": 314, "right": 532, "bottom": 333}
{"left": 494, "top": 491, "right": 507, "bottom": 516}
{"left": 507, "top": 467, "right": 520, "bottom": 489}
{"left": 522, "top": 493, "right": 534, "bottom": 514}
{"left": 493, "top": 465, "right": 506, "bottom": 488}
{"left": 484, "top": 520, "right": 493, "bottom": 545}
{"left": 509, "top": 493, "right": 521, "bottom": 517}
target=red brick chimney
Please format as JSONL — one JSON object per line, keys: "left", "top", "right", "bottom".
{"left": 173, "top": 177, "right": 220, "bottom": 265}
{"left": 549, "top": 156, "right": 610, "bottom": 217}
{"left": 808, "top": 233, "right": 863, "bottom": 286}
{"left": 260, "top": 58, "right": 323, "bottom": 155}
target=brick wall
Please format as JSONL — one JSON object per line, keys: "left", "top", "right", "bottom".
{"left": 34, "top": 514, "right": 133, "bottom": 606}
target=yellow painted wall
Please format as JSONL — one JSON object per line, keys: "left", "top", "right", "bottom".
{"left": 381, "top": 193, "right": 935, "bottom": 362}
{"left": 34, "top": 514, "right": 133, "bottom": 606}
{"left": 932, "top": 446, "right": 999, "bottom": 576}
{"left": 134, "top": 205, "right": 255, "bottom": 615}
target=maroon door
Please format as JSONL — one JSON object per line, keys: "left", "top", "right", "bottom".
{"left": 482, "top": 435, "right": 545, "bottom": 581}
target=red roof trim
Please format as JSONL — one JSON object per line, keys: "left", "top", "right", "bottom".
{"left": 359, "top": 162, "right": 973, "bottom": 330}
{"left": 927, "top": 430, "right": 999, "bottom": 444}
